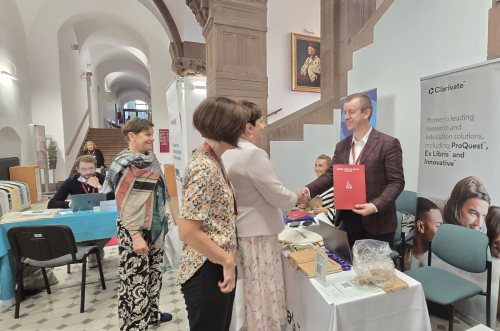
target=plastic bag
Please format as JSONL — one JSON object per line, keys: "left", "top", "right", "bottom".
{"left": 164, "top": 223, "right": 183, "bottom": 268}
{"left": 352, "top": 239, "right": 396, "bottom": 288}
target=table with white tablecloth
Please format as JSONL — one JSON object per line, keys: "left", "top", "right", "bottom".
{"left": 281, "top": 251, "right": 432, "bottom": 331}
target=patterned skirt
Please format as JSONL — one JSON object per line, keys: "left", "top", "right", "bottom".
{"left": 237, "top": 235, "right": 286, "bottom": 331}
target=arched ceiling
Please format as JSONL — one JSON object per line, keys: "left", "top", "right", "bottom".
{"left": 21, "top": 0, "right": 181, "bottom": 110}
{"left": 58, "top": 13, "right": 156, "bottom": 108}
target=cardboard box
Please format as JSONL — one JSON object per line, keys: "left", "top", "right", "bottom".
{"left": 9, "top": 165, "right": 43, "bottom": 203}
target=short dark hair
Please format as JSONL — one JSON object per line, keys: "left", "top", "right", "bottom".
{"left": 486, "top": 206, "right": 500, "bottom": 246}
{"left": 416, "top": 197, "right": 439, "bottom": 222}
{"left": 239, "top": 100, "right": 262, "bottom": 126}
{"left": 122, "top": 117, "right": 154, "bottom": 142}
{"left": 444, "top": 176, "right": 490, "bottom": 226}
{"left": 193, "top": 96, "right": 250, "bottom": 147}
{"left": 75, "top": 155, "right": 96, "bottom": 168}
{"left": 344, "top": 93, "right": 373, "bottom": 120}
{"left": 316, "top": 154, "right": 332, "bottom": 165}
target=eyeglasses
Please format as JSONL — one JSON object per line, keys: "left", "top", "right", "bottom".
{"left": 80, "top": 167, "right": 95, "bottom": 172}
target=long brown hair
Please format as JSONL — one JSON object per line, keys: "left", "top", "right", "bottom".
{"left": 443, "top": 176, "right": 490, "bottom": 225}
{"left": 83, "top": 141, "right": 97, "bottom": 151}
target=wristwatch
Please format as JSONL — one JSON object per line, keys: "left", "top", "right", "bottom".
{"left": 98, "top": 184, "right": 102, "bottom": 190}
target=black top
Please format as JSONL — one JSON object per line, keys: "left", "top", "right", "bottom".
{"left": 86, "top": 149, "right": 105, "bottom": 168}
{"left": 47, "top": 173, "right": 115, "bottom": 209}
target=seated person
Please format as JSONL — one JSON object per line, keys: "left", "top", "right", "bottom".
{"left": 298, "top": 154, "right": 335, "bottom": 223}
{"left": 48, "top": 155, "right": 115, "bottom": 268}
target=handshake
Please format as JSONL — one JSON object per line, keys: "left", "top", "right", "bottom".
{"left": 295, "top": 187, "right": 311, "bottom": 205}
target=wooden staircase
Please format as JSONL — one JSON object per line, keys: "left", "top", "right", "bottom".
{"left": 70, "top": 128, "right": 128, "bottom": 176}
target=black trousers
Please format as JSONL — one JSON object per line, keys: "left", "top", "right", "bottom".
{"left": 341, "top": 211, "right": 395, "bottom": 249}
{"left": 181, "top": 260, "right": 236, "bottom": 331}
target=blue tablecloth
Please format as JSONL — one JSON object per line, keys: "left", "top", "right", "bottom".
{"left": 0, "top": 209, "right": 118, "bottom": 307}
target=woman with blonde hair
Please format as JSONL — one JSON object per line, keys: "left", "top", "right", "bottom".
{"left": 222, "top": 100, "right": 298, "bottom": 331}
{"left": 83, "top": 141, "right": 105, "bottom": 173}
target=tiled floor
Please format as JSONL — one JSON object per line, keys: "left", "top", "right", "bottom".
{"left": 0, "top": 246, "right": 186, "bottom": 331}
{"left": 0, "top": 244, "right": 497, "bottom": 331}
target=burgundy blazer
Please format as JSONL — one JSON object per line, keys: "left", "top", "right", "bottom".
{"left": 307, "top": 129, "right": 405, "bottom": 235}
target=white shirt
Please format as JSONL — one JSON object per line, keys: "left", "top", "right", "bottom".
{"left": 300, "top": 55, "right": 321, "bottom": 82}
{"left": 349, "top": 126, "right": 373, "bottom": 165}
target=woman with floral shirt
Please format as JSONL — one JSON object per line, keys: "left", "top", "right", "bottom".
{"left": 178, "top": 96, "right": 250, "bottom": 331}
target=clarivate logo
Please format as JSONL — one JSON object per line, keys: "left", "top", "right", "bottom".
{"left": 429, "top": 82, "right": 465, "bottom": 94}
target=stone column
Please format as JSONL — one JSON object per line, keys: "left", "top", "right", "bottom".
{"left": 488, "top": 0, "right": 500, "bottom": 60}
{"left": 190, "top": 0, "right": 269, "bottom": 151}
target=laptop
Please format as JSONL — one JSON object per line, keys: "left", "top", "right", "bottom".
{"left": 319, "top": 221, "right": 352, "bottom": 264}
{"left": 71, "top": 193, "right": 107, "bottom": 212}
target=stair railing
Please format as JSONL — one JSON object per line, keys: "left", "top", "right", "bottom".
{"left": 66, "top": 108, "right": 90, "bottom": 156}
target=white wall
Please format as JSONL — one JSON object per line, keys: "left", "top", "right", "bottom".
{"left": 348, "top": 0, "right": 491, "bottom": 192}
{"left": 58, "top": 26, "right": 93, "bottom": 176}
{"left": 0, "top": 0, "right": 32, "bottom": 165}
{"left": 267, "top": 0, "right": 321, "bottom": 124}
{"left": 150, "top": 39, "right": 175, "bottom": 166}
{"left": 182, "top": 76, "right": 206, "bottom": 156}
{"left": 271, "top": 113, "right": 341, "bottom": 191}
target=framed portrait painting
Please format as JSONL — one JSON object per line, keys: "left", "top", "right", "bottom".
{"left": 291, "top": 33, "right": 321, "bottom": 93}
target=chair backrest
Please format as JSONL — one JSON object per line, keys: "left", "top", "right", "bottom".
{"left": 7, "top": 225, "right": 79, "bottom": 265}
{"left": 396, "top": 190, "right": 417, "bottom": 216}
{"left": 394, "top": 211, "right": 402, "bottom": 242}
{"left": 431, "top": 224, "right": 489, "bottom": 273}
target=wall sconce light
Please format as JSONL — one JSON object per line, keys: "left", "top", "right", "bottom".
{"left": 0, "top": 71, "right": 17, "bottom": 80}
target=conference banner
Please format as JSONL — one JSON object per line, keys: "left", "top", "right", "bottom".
{"left": 417, "top": 59, "right": 500, "bottom": 326}
{"left": 166, "top": 79, "right": 186, "bottom": 203}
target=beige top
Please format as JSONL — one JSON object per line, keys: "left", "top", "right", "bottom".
{"left": 222, "top": 139, "right": 297, "bottom": 238}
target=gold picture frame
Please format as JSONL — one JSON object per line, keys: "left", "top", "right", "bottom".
{"left": 291, "top": 33, "right": 321, "bottom": 93}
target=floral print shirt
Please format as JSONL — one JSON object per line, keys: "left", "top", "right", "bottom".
{"left": 177, "top": 150, "right": 237, "bottom": 284}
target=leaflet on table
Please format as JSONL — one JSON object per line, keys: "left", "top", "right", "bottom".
{"left": 311, "top": 274, "right": 383, "bottom": 305}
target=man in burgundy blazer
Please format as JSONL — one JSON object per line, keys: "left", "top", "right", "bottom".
{"left": 297, "top": 93, "right": 405, "bottom": 248}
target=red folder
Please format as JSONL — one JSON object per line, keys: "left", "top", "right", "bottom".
{"left": 333, "top": 165, "right": 366, "bottom": 210}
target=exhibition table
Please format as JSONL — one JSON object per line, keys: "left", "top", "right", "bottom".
{"left": 282, "top": 251, "right": 432, "bottom": 331}
{"left": 0, "top": 209, "right": 118, "bottom": 308}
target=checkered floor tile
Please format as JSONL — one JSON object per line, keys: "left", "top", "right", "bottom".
{"left": 0, "top": 246, "right": 186, "bottom": 330}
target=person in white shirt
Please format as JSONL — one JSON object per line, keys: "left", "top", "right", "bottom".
{"left": 222, "top": 101, "right": 298, "bottom": 331}
{"left": 297, "top": 154, "right": 335, "bottom": 223}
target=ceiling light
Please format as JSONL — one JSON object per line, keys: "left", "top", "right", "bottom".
{"left": 0, "top": 71, "right": 17, "bottom": 80}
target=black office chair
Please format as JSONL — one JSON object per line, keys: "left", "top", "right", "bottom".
{"left": 7, "top": 225, "right": 106, "bottom": 319}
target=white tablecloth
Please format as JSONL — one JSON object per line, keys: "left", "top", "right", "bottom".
{"left": 282, "top": 252, "right": 432, "bottom": 331}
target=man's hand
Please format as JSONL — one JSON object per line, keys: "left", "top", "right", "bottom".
{"left": 296, "top": 188, "right": 310, "bottom": 205}
{"left": 352, "top": 203, "right": 377, "bottom": 216}
{"left": 87, "top": 176, "right": 100, "bottom": 188}
{"left": 132, "top": 234, "right": 149, "bottom": 255}
{"left": 101, "top": 166, "right": 105, "bottom": 172}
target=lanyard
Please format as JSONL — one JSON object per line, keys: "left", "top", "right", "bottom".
{"left": 203, "top": 141, "right": 238, "bottom": 215}
{"left": 81, "top": 182, "right": 96, "bottom": 194}
{"left": 351, "top": 141, "right": 365, "bottom": 165}
{"left": 88, "top": 150, "right": 95, "bottom": 156}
